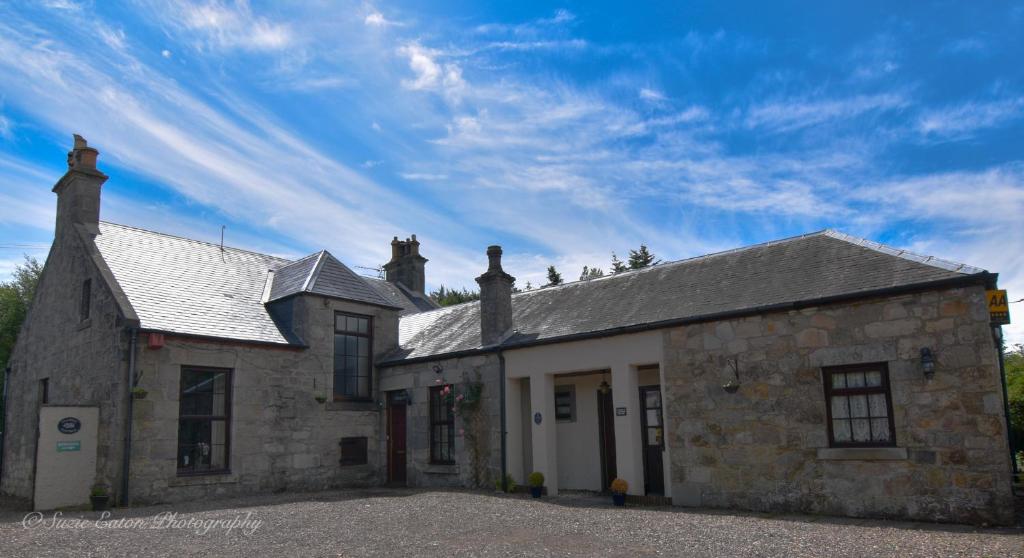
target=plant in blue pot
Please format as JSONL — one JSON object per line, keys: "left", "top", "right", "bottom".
{"left": 527, "top": 472, "right": 545, "bottom": 498}
{"left": 610, "top": 478, "right": 628, "bottom": 506}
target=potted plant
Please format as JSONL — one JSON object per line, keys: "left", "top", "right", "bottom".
{"left": 527, "top": 472, "right": 544, "bottom": 498}
{"left": 314, "top": 391, "right": 328, "bottom": 404}
{"left": 494, "top": 474, "right": 517, "bottom": 493}
{"left": 131, "top": 386, "right": 148, "bottom": 399}
{"left": 610, "top": 478, "right": 628, "bottom": 506}
{"left": 90, "top": 483, "right": 110, "bottom": 511}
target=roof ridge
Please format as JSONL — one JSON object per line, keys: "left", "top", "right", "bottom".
{"left": 302, "top": 250, "right": 329, "bottom": 293}
{"left": 99, "top": 220, "right": 292, "bottom": 264}
{"left": 820, "top": 230, "right": 985, "bottom": 275}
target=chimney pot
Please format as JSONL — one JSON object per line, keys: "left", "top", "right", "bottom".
{"left": 384, "top": 233, "right": 428, "bottom": 293}
{"left": 476, "top": 244, "right": 515, "bottom": 346}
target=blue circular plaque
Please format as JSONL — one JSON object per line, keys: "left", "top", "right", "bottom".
{"left": 533, "top": 412, "right": 542, "bottom": 425}
{"left": 58, "top": 417, "right": 81, "bottom": 434}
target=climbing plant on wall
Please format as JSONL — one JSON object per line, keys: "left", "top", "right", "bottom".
{"left": 440, "top": 372, "right": 488, "bottom": 487}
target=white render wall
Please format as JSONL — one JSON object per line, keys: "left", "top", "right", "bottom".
{"left": 504, "top": 331, "right": 667, "bottom": 497}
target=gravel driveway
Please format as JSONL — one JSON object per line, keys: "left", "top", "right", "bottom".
{"left": 1, "top": 489, "right": 1021, "bottom": 557}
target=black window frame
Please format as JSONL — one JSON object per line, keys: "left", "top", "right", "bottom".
{"left": 429, "top": 385, "right": 455, "bottom": 465}
{"left": 79, "top": 278, "right": 91, "bottom": 322}
{"left": 333, "top": 311, "right": 374, "bottom": 401}
{"left": 822, "top": 362, "right": 896, "bottom": 448}
{"left": 176, "top": 366, "right": 232, "bottom": 476}
{"left": 555, "top": 384, "right": 576, "bottom": 422}
{"left": 339, "top": 436, "right": 368, "bottom": 466}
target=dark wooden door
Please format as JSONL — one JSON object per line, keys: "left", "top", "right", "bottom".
{"left": 639, "top": 386, "right": 665, "bottom": 495}
{"left": 597, "top": 388, "right": 617, "bottom": 491}
{"left": 387, "top": 392, "right": 407, "bottom": 485}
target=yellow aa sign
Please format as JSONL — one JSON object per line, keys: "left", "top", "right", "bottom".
{"left": 986, "top": 290, "right": 1010, "bottom": 325}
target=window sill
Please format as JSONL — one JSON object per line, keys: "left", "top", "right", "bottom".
{"left": 424, "top": 463, "right": 460, "bottom": 475}
{"left": 169, "top": 472, "right": 238, "bottom": 487}
{"left": 816, "top": 447, "right": 907, "bottom": 461}
{"left": 326, "top": 400, "right": 379, "bottom": 412}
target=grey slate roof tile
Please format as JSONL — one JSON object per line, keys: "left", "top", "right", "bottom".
{"left": 387, "top": 230, "right": 988, "bottom": 362}
{"left": 267, "top": 250, "right": 397, "bottom": 308}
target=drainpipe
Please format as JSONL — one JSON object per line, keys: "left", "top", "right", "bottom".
{"left": 499, "top": 351, "right": 508, "bottom": 492}
{"left": 0, "top": 366, "right": 10, "bottom": 482}
{"left": 121, "top": 328, "right": 138, "bottom": 507}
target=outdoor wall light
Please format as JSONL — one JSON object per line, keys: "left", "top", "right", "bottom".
{"left": 432, "top": 364, "right": 444, "bottom": 375}
{"left": 920, "top": 347, "right": 935, "bottom": 379}
{"left": 722, "top": 357, "right": 741, "bottom": 393}
{"left": 599, "top": 371, "right": 611, "bottom": 394}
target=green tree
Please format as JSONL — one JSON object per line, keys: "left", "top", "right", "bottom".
{"left": 610, "top": 253, "right": 627, "bottom": 274}
{"left": 1006, "top": 343, "right": 1024, "bottom": 462}
{"left": 627, "top": 244, "right": 659, "bottom": 270}
{"left": 0, "top": 256, "right": 42, "bottom": 372}
{"left": 428, "top": 285, "right": 481, "bottom": 307}
{"left": 579, "top": 266, "right": 604, "bottom": 281}
{"left": 1, "top": 256, "right": 42, "bottom": 431}
{"left": 545, "top": 265, "right": 563, "bottom": 287}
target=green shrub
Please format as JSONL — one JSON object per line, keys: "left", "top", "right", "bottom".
{"left": 494, "top": 475, "right": 517, "bottom": 493}
{"left": 527, "top": 471, "right": 544, "bottom": 488}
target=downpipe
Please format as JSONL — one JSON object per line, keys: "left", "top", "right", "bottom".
{"left": 121, "top": 328, "right": 138, "bottom": 507}
{"left": 499, "top": 351, "right": 508, "bottom": 493}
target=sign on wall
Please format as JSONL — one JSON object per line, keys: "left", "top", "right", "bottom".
{"left": 58, "top": 417, "right": 81, "bottom": 434}
{"left": 987, "top": 290, "right": 1010, "bottom": 325}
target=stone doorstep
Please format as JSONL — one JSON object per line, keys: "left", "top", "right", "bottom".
{"left": 815, "top": 447, "right": 908, "bottom": 461}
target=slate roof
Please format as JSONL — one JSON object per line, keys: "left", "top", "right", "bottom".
{"left": 385, "top": 230, "right": 989, "bottom": 363}
{"left": 93, "top": 222, "right": 411, "bottom": 345}
{"left": 366, "top": 278, "right": 440, "bottom": 316}
{"left": 267, "top": 250, "right": 398, "bottom": 309}
{"left": 94, "top": 222, "right": 293, "bottom": 344}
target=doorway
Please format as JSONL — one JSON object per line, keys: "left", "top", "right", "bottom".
{"left": 639, "top": 385, "right": 665, "bottom": 495}
{"left": 597, "top": 387, "right": 617, "bottom": 492}
{"left": 386, "top": 391, "right": 407, "bottom": 485}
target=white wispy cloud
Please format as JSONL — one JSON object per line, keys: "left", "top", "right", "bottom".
{"left": 399, "top": 172, "right": 448, "bottom": 181}
{"left": 639, "top": 88, "right": 667, "bottom": 102}
{"left": 916, "top": 97, "right": 1024, "bottom": 139}
{"left": 165, "top": 0, "right": 292, "bottom": 51}
{"left": 746, "top": 93, "right": 908, "bottom": 133}
{"left": 364, "top": 11, "right": 402, "bottom": 27}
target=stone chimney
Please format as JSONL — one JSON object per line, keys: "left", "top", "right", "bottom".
{"left": 384, "top": 234, "right": 427, "bottom": 293}
{"left": 475, "top": 245, "right": 515, "bottom": 346}
{"left": 53, "top": 134, "right": 107, "bottom": 240}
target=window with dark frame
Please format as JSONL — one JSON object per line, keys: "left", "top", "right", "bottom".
{"left": 177, "top": 367, "right": 231, "bottom": 475}
{"left": 429, "top": 385, "right": 455, "bottom": 464}
{"left": 339, "top": 437, "right": 368, "bottom": 466}
{"left": 80, "top": 279, "right": 91, "bottom": 321}
{"left": 334, "top": 312, "right": 372, "bottom": 400}
{"left": 555, "top": 385, "right": 576, "bottom": 422}
{"left": 822, "top": 363, "right": 896, "bottom": 447}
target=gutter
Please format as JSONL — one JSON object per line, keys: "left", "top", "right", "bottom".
{"left": 0, "top": 366, "right": 9, "bottom": 482}
{"left": 379, "top": 272, "right": 995, "bottom": 368}
{"left": 121, "top": 327, "right": 138, "bottom": 507}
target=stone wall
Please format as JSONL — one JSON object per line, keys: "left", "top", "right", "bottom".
{"left": 2, "top": 232, "right": 130, "bottom": 503}
{"left": 662, "top": 284, "right": 1014, "bottom": 524}
{"left": 129, "top": 296, "right": 399, "bottom": 504}
{"left": 378, "top": 354, "right": 503, "bottom": 489}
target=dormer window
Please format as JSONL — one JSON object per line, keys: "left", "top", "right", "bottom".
{"left": 334, "top": 312, "right": 372, "bottom": 400}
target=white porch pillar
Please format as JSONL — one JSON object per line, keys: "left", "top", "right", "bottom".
{"left": 505, "top": 376, "right": 524, "bottom": 484}
{"left": 611, "top": 362, "right": 644, "bottom": 496}
{"left": 529, "top": 372, "right": 558, "bottom": 495}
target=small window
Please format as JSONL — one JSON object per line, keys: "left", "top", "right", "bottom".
{"left": 823, "top": 363, "right": 896, "bottom": 447}
{"left": 339, "top": 437, "right": 368, "bottom": 466}
{"left": 555, "top": 385, "right": 576, "bottom": 422}
{"left": 429, "top": 386, "right": 455, "bottom": 464}
{"left": 79, "top": 279, "right": 91, "bottom": 321}
{"left": 334, "top": 312, "right": 373, "bottom": 400}
{"left": 177, "top": 367, "right": 231, "bottom": 475}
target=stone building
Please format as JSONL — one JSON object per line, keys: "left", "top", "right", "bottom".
{"left": 0, "top": 137, "right": 1015, "bottom": 524}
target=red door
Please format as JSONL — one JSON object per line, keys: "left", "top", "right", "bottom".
{"left": 387, "top": 392, "right": 407, "bottom": 485}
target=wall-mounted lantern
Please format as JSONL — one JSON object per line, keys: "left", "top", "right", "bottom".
{"left": 598, "top": 371, "right": 611, "bottom": 394}
{"left": 920, "top": 347, "right": 935, "bottom": 379}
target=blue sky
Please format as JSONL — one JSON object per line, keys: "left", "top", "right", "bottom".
{"left": 0, "top": 1, "right": 1022, "bottom": 341}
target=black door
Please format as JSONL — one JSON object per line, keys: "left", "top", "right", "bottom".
{"left": 639, "top": 386, "right": 665, "bottom": 495}
{"left": 387, "top": 392, "right": 407, "bottom": 485}
{"left": 597, "top": 388, "right": 617, "bottom": 491}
